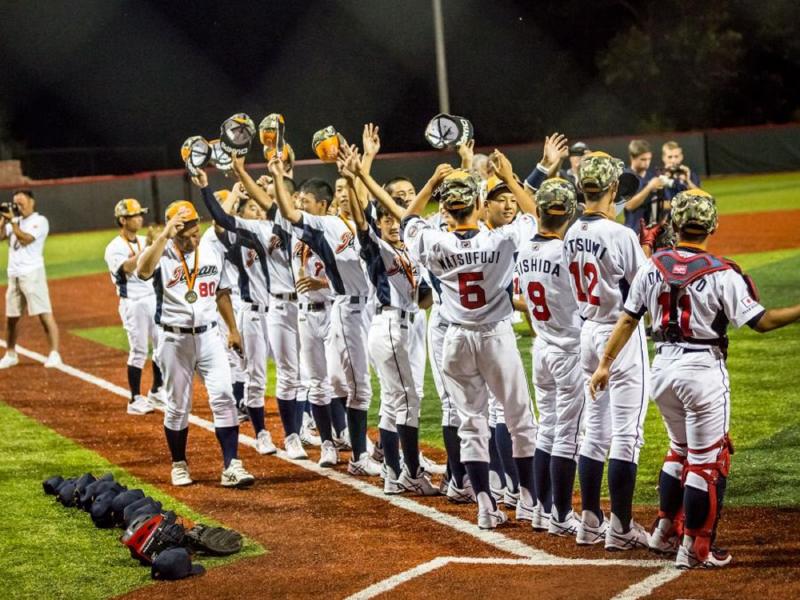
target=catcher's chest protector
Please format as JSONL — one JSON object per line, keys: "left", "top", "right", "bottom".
{"left": 651, "top": 250, "right": 731, "bottom": 343}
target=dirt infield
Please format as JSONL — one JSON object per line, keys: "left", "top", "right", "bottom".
{"left": 709, "top": 209, "right": 800, "bottom": 255}
{"left": 2, "top": 202, "right": 800, "bottom": 600}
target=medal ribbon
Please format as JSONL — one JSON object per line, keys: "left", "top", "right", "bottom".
{"left": 392, "top": 245, "right": 417, "bottom": 294}
{"left": 122, "top": 233, "right": 141, "bottom": 256}
{"left": 175, "top": 243, "right": 200, "bottom": 294}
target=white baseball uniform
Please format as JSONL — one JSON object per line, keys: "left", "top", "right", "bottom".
{"left": 516, "top": 233, "right": 584, "bottom": 460}
{"left": 104, "top": 234, "right": 159, "bottom": 370}
{"left": 624, "top": 248, "right": 765, "bottom": 488}
{"left": 293, "top": 212, "right": 372, "bottom": 411}
{"left": 359, "top": 226, "right": 420, "bottom": 431}
{"left": 146, "top": 234, "right": 238, "bottom": 431}
{"left": 563, "top": 214, "right": 649, "bottom": 464}
{"left": 404, "top": 214, "right": 538, "bottom": 463}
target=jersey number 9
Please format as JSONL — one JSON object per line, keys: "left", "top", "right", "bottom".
{"left": 526, "top": 282, "right": 551, "bottom": 321}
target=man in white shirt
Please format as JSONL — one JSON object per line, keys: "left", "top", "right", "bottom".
{"left": 0, "top": 189, "right": 61, "bottom": 368}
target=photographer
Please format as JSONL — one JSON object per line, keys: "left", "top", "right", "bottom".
{"left": 659, "top": 140, "right": 700, "bottom": 200}
{"left": 624, "top": 139, "right": 664, "bottom": 234}
{"left": 0, "top": 189, "right": 61, "bottom": 369}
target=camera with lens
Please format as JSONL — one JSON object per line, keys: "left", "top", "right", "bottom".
{"left": 0, "top": 201, "right": 20, "bottom": 218}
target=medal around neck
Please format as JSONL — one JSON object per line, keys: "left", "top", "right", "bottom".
{"left": 220, "top": 113, "right": 256, "bottom": 156}
{"left": 181, "top": 136, "right": 212, "bottom": 176}
{"left": 424, "top": 113, "right": 474, "bottom": 150}
{"left": 208, "top": 139, "right": 234, "bottom": 172}
{"left": 184, "top": 290, "right": 198, "bottom": 304}
{"left": 312, "top": 126, "right": 346, "bottom": 163}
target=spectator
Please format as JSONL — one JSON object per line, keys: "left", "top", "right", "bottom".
{"left": 0, "top": 189, "right": 61, "bottom": 369}
{"left": 559, "top": 141, "right": 590, "bottom": 189}
{"left": 623, "top": 139, "right": 664, "bottom": 233}
{"left": 660, "top": 140, "right": 700, "bottom": 200}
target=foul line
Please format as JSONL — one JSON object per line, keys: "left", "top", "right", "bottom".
{"left": 6, "top": 340, "right": 680, "bottom": 598}
{"left": 346, "top": 556, "right": 682, "bottom": 600}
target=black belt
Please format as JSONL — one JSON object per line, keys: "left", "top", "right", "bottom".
{"left": 271, "top": 292, "right": 298, "bottom": 301}
{"left": 656, "top": 346, "right": 710, "bottom": 355}
{"left": 348, "top": 296, "right": 367, "bottom": 304}
{"left": 250, "top": 304, "right": 268, "bottom": 312}
{"left": 376, "top": 305, "right": 415, "bottom": 322}
{"left": 300, "top": 301, "right": 330, "bottom": 312}
{"left": 160, "top": 322, "right": 217, "bottom": 335}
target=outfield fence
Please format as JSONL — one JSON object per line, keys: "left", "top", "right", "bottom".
{"left": 2, "top": 122, "right": 799, "bottom": 234}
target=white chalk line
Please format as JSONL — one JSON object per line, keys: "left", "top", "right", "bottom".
{"left": 5, "top": 341, "right": 681, "bottom": 599}
{"left": 346, "top": 556, "right": 682, "bottom": 600}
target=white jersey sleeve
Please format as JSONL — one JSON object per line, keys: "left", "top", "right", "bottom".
{"left": 720, "top": 269, "right": 766, "bottom": 328}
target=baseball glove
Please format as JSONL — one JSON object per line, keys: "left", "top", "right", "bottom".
{"left": 184, "top": 525, "right": 243, "bottom": 556}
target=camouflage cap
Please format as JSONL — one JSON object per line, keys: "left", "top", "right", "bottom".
{"left": 578, "top": 151, "right": 624, "bottom": 193}
{"left": 114, "top": 198, "right": 148, "bottom": 219}
{"left": 433, "top": 169, "right": 480, "bottom": 211}
{"left": 535, "top": 178, "right": 577, "bottom": 216}
{"left": 671, "top": 189, "right": 718, "bottom": 234}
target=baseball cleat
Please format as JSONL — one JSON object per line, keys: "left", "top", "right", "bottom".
{"left": 333, "top": 428, "right": 352, "bottom": 451}
{"left": 503, "top": 489, "right": 520, "bottom": 509}
{"left": 649, "top": 517, "right": 680, "bottom": 556}
{"left": 515, "top": 498, "right": 534, "bottom": 522}
{"left": 255, "top": 430, "right": 278, "bottom": 455}
{"left": 548, "top": 509, "right": 581, "bottom": 537}
{"left": 438, "top": 474, "right": 450, "bottom": 495}
{"left": 44, "top": 351, "right": 63, "bottom": 368}
{"left": 675, "top": 537, "right": 732, "bottom": 569}
{"left": 147, "top": 388, "right": 166, "bottom": 408}
{"left": 478, "top": 507, "right": 508, "bottom": 530}
{"left": 419, "top": 452, "right": 446, "bottom": 475}
{"left": 300, "top": 426, "right": 321, "bottom": 447}
{"left": 576, "top": 511, "right": 609, "bottom": 545}
{"left": 170, "top": 461, "right": 193, "bottom": 486}
{"left": 532, "top": 501, "right": 551, "bottom": 531}
{"left": 347, "top": 452, "right": 382, "bottom": 477}
{"left": 0, "top": 352, "right": 19, "bottom": 369}
{"left": 446, "top": 477, "right": 477, "bottom": 504}
{"left": 489, "top": 470, "right": 505, "bottom": 504}
{"left": 284, "top": 433, "right": 308, "bottom": 460}
{"left": 605, "top": 514, "right": 650, "bottom": 552}
{"left": 397, "top": 466, "right": 440, "bottom": 496}
{"left": 370, "top": 440, "right": 384, "bottom": 463}
{"left": 318, "top": 440, "right": 338, "bottom": 468}
{"left": 127, "top": 395, "right": 155, "bottom": 415}
{"left": 221, "top": 459, "right": 255, "bottom": 488}
{"left": 302, "top": 410, "right": 317, "bottom": 432}
{"left": 383, "top": 466, "right": 403, "bottom": 495}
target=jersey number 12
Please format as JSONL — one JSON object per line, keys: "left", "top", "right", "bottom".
{"left": 569, "top": 262, "right": 600, "bottom": 306}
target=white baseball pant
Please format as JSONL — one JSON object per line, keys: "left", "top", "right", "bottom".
{"left": 328, "top": 296, "right": 372, "bottom": 411}
{"left": 650, "top": 346, "right": 730, "bottom": 490}
{"left": 442, "top": 319, "right": 537, "bottom": 463}
{"left": 157, "top": 325, "right": 238, "bottom": 431}
{"left": 238, "top": 306, "right": 270, "bottom": 409}
{"left": 218, "top": 298, "right": 245, "bottom": 383}
{"left": 267, "top": 297, "right": 300, "bottom": 400}
{"left": 579, "top": 320, "right": 650, "bottom": 464}
{"left": 532, "top": 339, "right": 585, "bottom": 461}
{"left": 118, "top": 295, "right": 159, "bottom": 369}
{"left": 427, "top": 306, "right": 459, "bottom": 427}
{"left": 298, "top": 303, "right": 334, "bottom": 406}
{"left": 368, "top": 309, "right": 420, "bottom": 432}
{"left": 408, "top": 309, "right": 427, "bottom": 400}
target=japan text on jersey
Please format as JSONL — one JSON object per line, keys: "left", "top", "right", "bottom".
{"left": 562, "top": 214, "right": 645, "bottom": 324}
{"left": 403, "top": 213, "right": 536, "bottom": 325}
{"left": 516, "top": 235, "right": 581, "bottom": 352}
{"left": 359, "top": 226, "right": 419, "bottom": 312}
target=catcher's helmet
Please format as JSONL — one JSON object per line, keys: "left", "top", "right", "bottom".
{"left": 671, "top": 189, "right": 718, "bottom": 234}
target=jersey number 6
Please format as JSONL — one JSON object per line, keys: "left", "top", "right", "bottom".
{"left": 458, "top": 272, "right": 487, "bottom": 309}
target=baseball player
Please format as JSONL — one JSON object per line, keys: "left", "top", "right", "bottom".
{"left": 562, "top": 151, "right": 650, "bottom": 550}
{"left": 516, "top": 179, "right": 584, "bottom": 536}
{"left": 136, "top": 201, "right": 254, "bottom": 488}
{"left": 236, "top": 154, "right": 381, "bottom": 477}
{"left": 339, "top": 154, "right": 438, "bottom": 495}
{"left": 103, "top": 199, "right": 165, "bottom": 415}
{"left": 402, "top": 154, "right": 539, "bottom": 530}
{"left": 590, "top": 189, "right": 800, "bottom": 568}
{"left": 194, "top": 171, "right": 306, "bottom": 458}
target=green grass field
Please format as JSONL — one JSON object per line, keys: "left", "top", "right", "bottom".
{"left": 0, "top": 402, "right": 264, "bottom": 599}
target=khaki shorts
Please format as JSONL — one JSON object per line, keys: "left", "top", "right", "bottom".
{"left": 5, "top": 267, "right": 53, "bottom": 317}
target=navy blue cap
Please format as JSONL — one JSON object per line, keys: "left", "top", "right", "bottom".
{"left": 57, "top": 480, "right": 78, "bottom": 507}
{"left": 151, "top": 547, "right": 205, "bottom": 580}
{"left": 43, "top": 476, "right": 64, "bottom": 495}
{"left": 80, "top": 476, "right": 117, "bottom": 511}
{"left": 111, "top": 489, "right": 145, "bottom": 526}
{"left": 123, "top": 497, "right": 161, "bottom": 527}
{"left": 90, "top": 489, "right": 123, "bottom": 528}
{"left": 74, "top": 473, "right": 96, "bottom": 498}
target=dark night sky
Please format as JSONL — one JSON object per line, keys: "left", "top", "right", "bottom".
{"left": 1, "top": 0, "right": 798, "bottom": 175}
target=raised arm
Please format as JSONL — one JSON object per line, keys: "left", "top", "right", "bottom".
{"left": 256, "top": 156, "right": 301, "bottom": 224}
{"left": 191, "top": 169, "right": 237, "bottom": 231}
{"left": 137, "top": 212, "right": 186, "bottom": 280}
{"left": 231, "top": 154, "right": 280, "bottom": 217}
{"left": 491, "top": 149, "right": 536, "bottom": 215}
{"left": 341, "top": 145, "right": 404, "bottom": 222}
{"left": 337, "top": 150, "right": 369, "bottom": 232}
{"left": 402, "top": 163, "right": 453, "bottom": 219}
